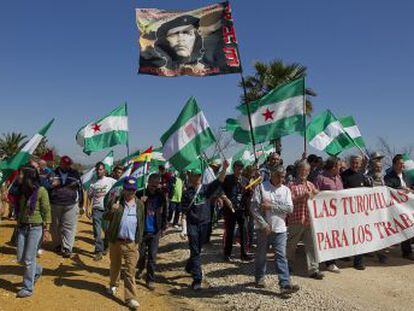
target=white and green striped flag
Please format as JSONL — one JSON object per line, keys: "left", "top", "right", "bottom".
{"left": 151, "top": 147, "right": 170, "bottom": 170}
{"left": 0, "top": 119, "right": 54, "bottom": 185}
{"left": 81, "top": 150, "right": 114, "bottom": 189}
{"left": 306, "top": 110, "right": 355, "bottom": 156}
{"left": 161, "top": 97, "right": 216, "bottom": 171}
{"left": 403, "top": 154, "right": 414, "bottom": 185}
{"left": 339, "top": 116, "right": 366, "bottom": 149}
{"left": 226, "top": 78, "right": 305, "bottom": 144}
{"left": 76, "top": 103, "right": 128, "bottom": 155}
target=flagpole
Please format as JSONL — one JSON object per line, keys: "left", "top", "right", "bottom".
{"left": 303, "top": 77, "right": 308, "bottom": 157}
{"left": 125, "top": 102, "right": 130, "bottom": 157}
{"left": 240, "top": 72, "right": 258, "bottom": 164}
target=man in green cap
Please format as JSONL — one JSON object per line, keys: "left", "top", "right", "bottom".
{"left": 182, "top": 160, "right": 229, "bottom": 290}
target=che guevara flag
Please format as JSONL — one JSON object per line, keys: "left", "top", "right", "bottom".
{"left": 136, "top": 1, "right": 241, "bottom": 77}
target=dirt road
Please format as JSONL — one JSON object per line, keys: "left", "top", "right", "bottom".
{"left": 2, "top": 217, "right": 414, "bottom": 311}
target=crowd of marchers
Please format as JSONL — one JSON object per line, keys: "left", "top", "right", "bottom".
{"left": 0, "top": 150, "right": 412, "bottom": 309}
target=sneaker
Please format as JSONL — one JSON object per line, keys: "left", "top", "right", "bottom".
{"left": 191, "top": 281, "right": 202, "bottom": 291}
{"left": 223, "top": 255, "right": 233, "bottom": 263}
{"left": 16, "top": 289, "right": 32, "bottom": 298}
{"left": 173, "top": 225, "right": 180, "bottom": 229}
{"left": 255, "top": 278, "right": 267, "bottom": 288}
{"left": 94, "top": 253, "right": 103, "bottom": 261}
{"left": 280, "top": 284, "right": 300, "bottom": 295}
{"left": 309, "top": 272, "right": 324, "bottom": 280}
{"left": 146, "top": 281, "right": 155, "bottom": 291}
{"left": 327, "top": 264, "right": 340, "bottom": 273}
{"left": 126, "top": 299, "right": 140, "bottom": 309}
{"left": 37, "top": 249, "right": 43, "bottom": 258}
{"left": 353, "top": 264, "right": 366, "bottom": 271}
{"left": 106, "top": 286, "right": 117, "bottom": 296}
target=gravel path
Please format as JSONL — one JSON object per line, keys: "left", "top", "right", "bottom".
{"left": 157, "top": 222, "right": 414, "bottom": 311}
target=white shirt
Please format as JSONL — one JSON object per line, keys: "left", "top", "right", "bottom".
{"left": 88, "top": 176, "right": 116, "bottom": 210}
{"left": 252, "top": 181, "right": 293, "bottom": 233}
{"left": 398, "top": 173, "right": 407, "bottom": 188}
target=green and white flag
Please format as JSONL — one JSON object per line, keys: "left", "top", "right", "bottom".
{"left": 151, "top": 147, "right": 169, "bottom": 169}
{"left": 0, "top": 119, "right": 54, "bottom": 185}
{"left": 81, "top": 150, "right": 114, "bottom": 189}
{"left": 339, "top": 116, "right": 366, "bottom": 149}
{"left": 161, "top": 97, "right": 216, "bottom": 171}
{"left": 76, "top": 103, "right": 128, "bottom": 155}
{"left": 228, "top": 78, "right": 305, "bottom": 144}
{"left": 229, "top": 147, "right": 254, "bottom": 167}
{"left": 403, "top": 154, "right": 414, "bottom": 185}
{"left": 306, "top": 110, "right": 355, "bottom": 156}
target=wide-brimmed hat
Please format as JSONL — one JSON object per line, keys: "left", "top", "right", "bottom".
{"left": 370, "top": 152, "right": 384, "bottom": 160}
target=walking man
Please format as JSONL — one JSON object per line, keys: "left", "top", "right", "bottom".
{"left": 250, "top": 165, "right": 299, "bottom": 297}
{"left": 286, "top": 160, "right": 323, "bottom": 279}
{"left": 105, "top": 177, "right": 145, "bottom": 310}
{"left": 49, "top": 156, "right": 83, "bottom": 258}
{"left": 88, "top": 162, "right": 116, "bottom": 261}
{"left": 182, "top": 160, "right": 229, "bottom": 290}
{"left": 136, "top": 173, "right": 168, "bottom": 290}
{"left": 222, "top": 160, "right": 253, "bottom": 262}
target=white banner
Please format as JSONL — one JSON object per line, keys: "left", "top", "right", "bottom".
{"left": 308, "top": 186, "right": 414, "bottom": 263}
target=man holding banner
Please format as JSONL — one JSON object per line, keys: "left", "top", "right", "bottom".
{"left": 286, "top": 160, "right": 323, "bottom": 279}
{"left": 384, "top": 154, "right": 414, "bottom": 260}
{"left": 340, "top": 155, "right": 371, "bottom": 270}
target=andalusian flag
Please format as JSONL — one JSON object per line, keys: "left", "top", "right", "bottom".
{"left": 227, "top": 78, "right": 305, "bottom": 144}
{"left": 306, "top": 110, "right": 355, "bottom": 156}
{"left": 81, "top": 150, "right": 114, "bottom": 190}
{"left": 150, "top": 147, "right": 170, "bottom": 170}
{"left": 161, "top": 97, "right": 216, "bottom": 171}
{"left": 0, "top": 119, "right": 54, "bottom": 185}
{"left": 76, "top": 103, "right": 128, "bottom": 155}
{"left": 339, "top": 116, "right": 366, "bottom": 149}
{"left": 403, "top": 154, "right": 414, "bottom": 185}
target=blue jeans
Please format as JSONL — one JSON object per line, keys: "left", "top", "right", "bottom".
{"left": 17, "top": 225, "right": 43, "bottom": 293}
{"left": 92, "top": 209, "right": 107, "bottom": 253}
{"left": 255, "top": 230, "right": 290, "bottom": 287}
{"left": 137, "top": 232, "right": 160, "bottom": 282}
{"left": 186, "top": 223, "right": 209, "bottom": 283}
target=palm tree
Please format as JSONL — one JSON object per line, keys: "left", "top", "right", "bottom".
{"left": 240, "top": 59, "right": 316, "bottom": 154}
{"left": 0, "top": 132, "right": 27, "bottom": 160}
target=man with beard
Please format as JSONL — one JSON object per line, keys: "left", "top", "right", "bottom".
{"left": 154, "top": 15, "right": 207, "bottom": 73}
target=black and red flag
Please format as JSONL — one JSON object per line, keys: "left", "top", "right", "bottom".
{"left": 136, "top": 2, "right": 241, "bottom": 77}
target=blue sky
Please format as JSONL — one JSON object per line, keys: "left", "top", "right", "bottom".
{"left": 1, "top": 0, "right": 413, "bottom": 165}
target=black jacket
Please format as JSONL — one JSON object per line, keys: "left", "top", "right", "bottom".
{"left": 136, "top": 189, "right": 168, "bottom": 234}
{"left": 384, "top": 170, "right": 410, "bottom": 190}
{"left": 341, "top": 168, "right": 370, "bottom": 189}
{"left": 49, "top": 167, "right": 83, "bottom": 207}
{"left": 182, "top": 180, "right": 222, "bottom": 225}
